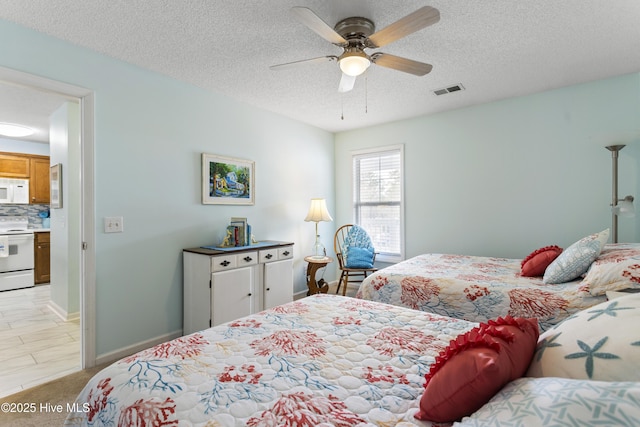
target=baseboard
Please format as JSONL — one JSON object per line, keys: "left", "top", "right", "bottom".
{"left": 95, "top": 329, "right": 183, "bottom": 366}
{"left": 47, "top": 300, "right": 80, "bottom": 322}
{"left": 294, "top": 280, "right": 342, "bottom": 300}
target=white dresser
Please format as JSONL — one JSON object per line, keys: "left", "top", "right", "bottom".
{"left": 183, "top": 241, "right": 294, "bottom": 334}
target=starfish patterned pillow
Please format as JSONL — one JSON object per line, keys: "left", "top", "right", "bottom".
{"left": 526, "top": 293, "right": 640, "bottom": 381}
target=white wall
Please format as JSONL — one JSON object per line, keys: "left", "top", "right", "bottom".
{"left": 49, "top": 101, "right": 81, "bottom": 319}
{"left": 335, "top": 73, "right": 640, "bottom": 262}
{"left": 0, "top": 19, "right": 335, "bottom": 359}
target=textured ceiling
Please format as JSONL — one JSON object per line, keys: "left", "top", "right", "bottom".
{"left": 1, "top": 0, "right": 640, "bottom": 142}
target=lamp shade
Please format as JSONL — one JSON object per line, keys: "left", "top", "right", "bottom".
{"left": 304, "top": 198, "right": 333, "bottom": 222}
{"left": 339, "top": 51, "right": 371, "bottom": 77}
{"left": 614, "top": 195, "right": 635, "bottom": 218}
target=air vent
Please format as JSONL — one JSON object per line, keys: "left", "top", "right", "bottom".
{"left": 433, "top": 83, "right": 465, "bottom": 96}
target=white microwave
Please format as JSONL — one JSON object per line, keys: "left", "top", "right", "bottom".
{"left": 0, "top": 178, "right": 29, "bottom": 204}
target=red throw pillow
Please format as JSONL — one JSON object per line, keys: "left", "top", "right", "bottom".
{"left": 521, "top": 245, "right": 563, "bottom": 277}
{"left": 415, "top": 316, "right": 539, "bottom": 423}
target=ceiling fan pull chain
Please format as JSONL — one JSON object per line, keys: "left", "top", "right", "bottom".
{"left": 341, "top": 93, "right": 344, "bottom": 120}
{"left": 365, "top": 72, "right": 368, "bottom": 114}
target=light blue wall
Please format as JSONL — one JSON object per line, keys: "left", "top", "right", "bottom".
{"left": 0, "top": 20, "right": 335, "bottom": 357}
{"left": 335, "top": 73, "right": 640, "bottom": 261}
{"left": 3, "top": 17, "right": 639, "bottom": 360}
{"left": 0, "top": 138, "right": 49, "bottom": 156}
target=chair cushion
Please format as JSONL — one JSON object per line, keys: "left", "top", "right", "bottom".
{"left": 343, "top": 225, "right": 374, "bottom": 252}
{"left": 345, "top": 246, "right": 374, "bottom": 269}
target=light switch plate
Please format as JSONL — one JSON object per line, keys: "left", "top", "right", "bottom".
{"left": 104, "top": 216, "right": 123, "bottom": 233}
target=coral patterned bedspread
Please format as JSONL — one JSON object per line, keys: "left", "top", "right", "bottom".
{"left": 356, "top": 254, "right": 606, "bottom": 332}
{"left": 64, "top": 294, "right": 476, "bottom": 427}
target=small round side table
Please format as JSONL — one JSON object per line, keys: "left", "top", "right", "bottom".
{"left": 304, "top": 256, "right": 332, "bottom": 295}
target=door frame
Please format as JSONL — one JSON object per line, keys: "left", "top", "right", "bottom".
{"left": 0, "top": 66, "right": 96, "bottom": 367}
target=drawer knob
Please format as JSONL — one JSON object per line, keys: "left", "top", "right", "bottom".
{"left": 220, "top": 260, "right": 230, "bottom": 267}
{"left": 265, "top": 254, "right": 273, "bottom": 259}
{"left": 243, "top": 256, "right": 253, "bottom": 262}
{"left": 247, "top": 293, "right": 252, "bottom": 296}
{"left": 283, "top": 251, "right": 290, "bottom": 256}
{"left": 266, "top": 287, "right": 270, "bottom": 291}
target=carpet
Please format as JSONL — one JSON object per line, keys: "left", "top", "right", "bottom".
{"left": 0, "top": 364, "right": 109, "bottom": 426}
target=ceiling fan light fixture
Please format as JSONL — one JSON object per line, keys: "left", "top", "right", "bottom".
{"left": 339, "top": 50, "right": 371, "bottom": 77}
{"left": 0, "top": 122, "right": 35, "bottom": 138}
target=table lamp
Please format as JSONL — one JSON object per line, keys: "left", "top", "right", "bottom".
{"left": 304, "top": 198, "right": 333, "bottom": 259}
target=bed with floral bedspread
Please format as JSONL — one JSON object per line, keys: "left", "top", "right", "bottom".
{"left": 64, "top": 292, "right": 640, "bottom": 426}
{"left": 355, "top": 252, "right": 607, "bottom": 332}
{"left": 64, "top": 294, "right": 475, "bottom": 426}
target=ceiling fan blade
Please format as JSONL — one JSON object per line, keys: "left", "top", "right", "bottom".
{"left": 291, "top": 7, "right": 348, "bottom": 46}
{"left": 270, "top": 56, "right": 337, "bottom": 71}
{"left": 367, "top": 6, "right": 440, "bottom": 48}
{"left": 338, "top": 73, "right": 356, "bottom": 93}
{"left": 371, "top": 53, "right": 433, "bottom": 76}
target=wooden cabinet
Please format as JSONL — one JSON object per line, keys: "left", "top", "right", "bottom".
{"left": 29, "top": 157, "right": 50, "bottom": 204}
{"left": 0, "top": 153, "right": 30, "bottom": 178}
{"left": 183, "top": 242, "right": 294, "bottom": 334}
{"left": 0, "top": 152, "right": 50, "bottom": 204}
{"left": 34, "top": 231, "right": 51, "bottom": 284}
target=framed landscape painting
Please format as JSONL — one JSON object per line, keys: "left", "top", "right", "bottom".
{"left": 50, "top": 163, "right": 62, "bottom": 209}
{"left": 202, "top": 153, "right": 255, "bottom": 205}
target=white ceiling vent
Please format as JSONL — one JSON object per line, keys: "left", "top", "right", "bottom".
{"left": 433, "top": 84, "right": 465, "bottom": 96}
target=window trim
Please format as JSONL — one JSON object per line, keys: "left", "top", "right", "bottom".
{"left": 351, "top": 144, "right": 405, "bottom": 264}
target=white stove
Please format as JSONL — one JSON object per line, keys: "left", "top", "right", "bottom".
{"left": 0, "top": 216, "right": 35, "bottom": 291}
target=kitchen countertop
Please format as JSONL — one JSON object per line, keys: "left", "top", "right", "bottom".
{"left": 31, "top": 228, "right": 50, "bottom": 232}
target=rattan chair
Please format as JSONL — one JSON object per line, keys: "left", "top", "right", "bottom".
{"left": 334, "top": 224, "right": 378, "bottom": 296}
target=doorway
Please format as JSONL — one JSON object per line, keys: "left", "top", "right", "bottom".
{"left": 0, "top": 66, "right": 95, "bottom": 396}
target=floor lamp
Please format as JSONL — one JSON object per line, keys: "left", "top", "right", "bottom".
{"left": 606, "top": 144, "right": 635, "bottom": 243}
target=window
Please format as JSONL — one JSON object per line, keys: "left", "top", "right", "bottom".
{"left": 352, "top": 145, "right": 404, "bottom": 263}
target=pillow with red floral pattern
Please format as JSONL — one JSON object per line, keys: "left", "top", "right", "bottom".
{"left": 521, "top": 245, "right": 563, "bottom": 277}
{"left": 579, "top": 243, "right": 640, "bottom": 296}
{"left": 415, "top": 316, "right": 539, "bottom": 423}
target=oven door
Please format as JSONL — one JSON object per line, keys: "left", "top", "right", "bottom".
{"left": 0, "top": 233, "right": 34, "bottom": 272}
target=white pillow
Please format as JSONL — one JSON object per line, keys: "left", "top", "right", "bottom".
{"left": 579, "top": 243, "right": 640, "bottom": 296}
{"left": 543, "top": 229, "right": 609, "bottom": 284}
{"left": 454, "top": 377, "right": 640, "bottom": 427}
{"left": 526, "top": 292, "right": 640, "bottom": 381}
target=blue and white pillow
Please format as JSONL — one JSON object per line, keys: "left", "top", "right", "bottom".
{"left": 454, "top": 377, "right": 640, "bottom": 426}
{"left": 343, "top": 225, "right": 375, "bottom": 268}
{"left": 345, "top": 246, "right": 375, "bottom": 268}
{"left": 543, "top": 229, "right": 609, "bottom": 284}
{"left": 526, "top": 292, "right": 640, "bottom": 381}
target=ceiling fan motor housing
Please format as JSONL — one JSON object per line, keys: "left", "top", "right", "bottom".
{"left": 334, "top": 17, "right": 375, "bottom": 44}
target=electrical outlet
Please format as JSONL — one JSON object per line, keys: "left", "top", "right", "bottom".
{"left": 104, "top": 216, "right": 124, "bottom": 233}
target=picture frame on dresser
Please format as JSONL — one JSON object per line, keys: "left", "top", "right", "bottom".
{"left": 202, "top": 153, "right": 255, "bottom": 205}
{"left": 50, "top": 163, "right": 62, "bottom": 208}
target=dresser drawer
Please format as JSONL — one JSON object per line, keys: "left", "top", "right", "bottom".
{"left": 259, "top": 248, "right": 278, "bottom": 263}
{"left": 211, "top": 254, "right": 237, "bottom": 272}
{"left": 278, "top": 246, "right": 293, "bottom": 260}
{"left": 236, "top": 251, "right": 258, "bottom": 267}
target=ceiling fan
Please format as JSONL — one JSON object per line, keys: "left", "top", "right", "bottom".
{"left": 270, "top": 6, "right": 440, "bottom": 93}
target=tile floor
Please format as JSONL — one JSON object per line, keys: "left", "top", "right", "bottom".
{"left": 0, "top": 284, "right": 81, "bottom": 398}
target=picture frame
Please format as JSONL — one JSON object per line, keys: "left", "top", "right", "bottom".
{"left": 50, "top": 163, "right": 62, "bottom": 209}
{"left": 202, "top": 153, "right": 255, "bottom": 205}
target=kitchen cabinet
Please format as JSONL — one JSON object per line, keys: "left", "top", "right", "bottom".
{"left": 183, "top": 241, "right": 293, "bottom": 334}
{"left": 0, "top": 153, "right": 30, "bottom": 178}
{"left": 34, "top": 231, "right": 50, "bottom": 284}
{"left": 29, "top": 157, "right": 50, "bottom": 204}
{"left": 0, "top": 152, "right": 50, "bottom": 204}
